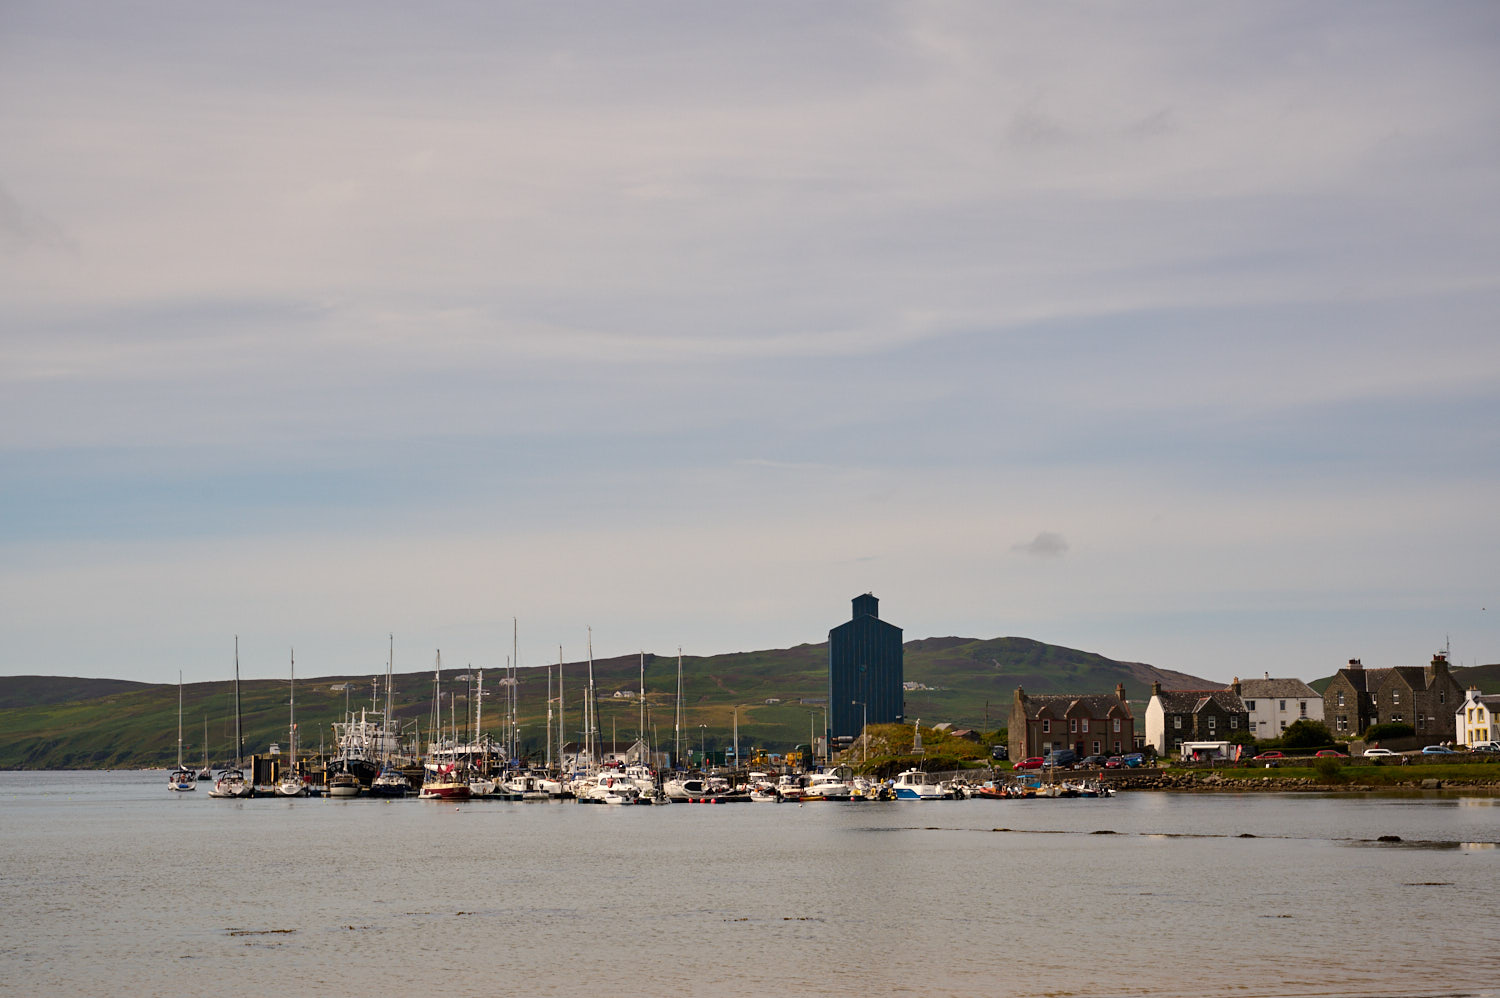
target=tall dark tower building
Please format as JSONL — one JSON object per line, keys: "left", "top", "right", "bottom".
{"left": 828, "top": 593, "right": 903, "bottom": 741}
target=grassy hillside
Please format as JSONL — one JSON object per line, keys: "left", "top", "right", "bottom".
{"left": 0, "top": 637, "right": 1212, "bottom": 769}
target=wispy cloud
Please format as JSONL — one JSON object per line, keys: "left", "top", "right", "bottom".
{"left": 1012, "top": 532, "right": 1070, "bottom": 559}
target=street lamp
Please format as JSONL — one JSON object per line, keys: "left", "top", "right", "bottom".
{"left": 852, "top": 699, "right": 867, "bottom": 766}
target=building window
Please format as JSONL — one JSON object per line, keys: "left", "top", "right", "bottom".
{"left": 1230, "top": 716, "right": 1239, "bottom": 729}
{"left": 1298, "top": 702, "right": 1306, "bottom": 717}
{"left": 1173, "top": 716, "right": 1182, "bottom": 730}
{"left": 1070, "top": 718, "right": 1077, "bottom": 733}
{"left": 1392, "top": 691, "right": 1401, "bottom": 704}
{"left": 1246, "top": 700, "right": 1256, "bottom": 711}
{"left": 1113, "top": 718, "right": 1121, "bottom": 733}
{"left": 1207, "top": 716, "right": 1217, "bottom": 732}
{"left": 1392, "top": 713, "right": 1402, "bottom": 723}
{"left": 1092, "top": 740, "right": 1100, "bottom": 754}
{"left": 1337, "top": 692, "right": 1345, "bottom": 707}
{"left": 1279, "top": 700, "right": 1286, "bottom": 711}
{"left": 1336, "top": 715, "right": 1347, "bottom": 730}
{"left": 1280, "top": 720, "right": 1287, "bottom": 731}
{"left": 1081, "top": 718, "right": 1089, "bottom": 733}
{"left": 1042, "top": 719, "right": 1050, "bottom": 733}
{"left": 1440, "top": 691, "right": 1447, "bottom": 705}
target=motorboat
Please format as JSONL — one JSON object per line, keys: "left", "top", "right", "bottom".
{"left": 368, "top": 765, "right": 412, "bottom": 798}
{"left": 575, "top": 773, "right": 643, "bottom": 804}
{"left": 774, "top": 774, "right": 805, "bottom": 802}
{"left": 803, "top": 771, "right": 853, "bottom": 800}
{"left": 891, "top": 769, "right": 954, "bottom": 800}
{"left": 274, "top": 770, "right": 308, "bottom": 797}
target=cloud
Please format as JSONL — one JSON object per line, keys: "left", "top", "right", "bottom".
{"left": 1012, "top": 532, "right": 1070, "bottom": 559}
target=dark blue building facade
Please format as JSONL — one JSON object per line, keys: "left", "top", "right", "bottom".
{"left": 828, "top": 593, "right": 903, "bottom": 740}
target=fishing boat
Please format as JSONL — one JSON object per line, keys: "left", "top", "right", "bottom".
{"left": 209, "top": 639, "right": 253, "bottom": 799}
{"left": 891, "top": 769, "right": 954, "bottom": 800}
{"left": 168, "top": 671, "right": 196, "bottom": 792}
{"left": 274, "top": 651, "right": 307, "bottom": 797}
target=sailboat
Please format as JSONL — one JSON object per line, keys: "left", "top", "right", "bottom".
{"left": 168, "top": 671, "right": 196, "bottom": 792}
{"left": 209, "top": 637, "right": 253, "bottom": 799}
{"left": 370, "top": 636, "right": 412, "bottom": 798}
{"left": 197, "top": 717, "right": 212, "bottom": 780}
{"left": 275, "top": 650, "right": 307, "bottom": 797}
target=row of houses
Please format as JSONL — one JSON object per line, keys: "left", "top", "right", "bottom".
{"left": 1009, "top": 652, "right": 1493, "bottom": 760}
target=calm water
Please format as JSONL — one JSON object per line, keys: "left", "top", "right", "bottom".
{"left": 2, "top": 772, "right": 1497, "bottom": 998}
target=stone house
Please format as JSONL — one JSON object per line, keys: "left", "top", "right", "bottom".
{"left": 1322, "top": 653, "right": 1464, "bottom": 741}
{"left": 1456, "top": 688, "right": 1500, "bottom": 747}
{"left": 1238, "top": 676, "right": 1323, "bottom": 739}
{"left": 1009, "top": 685, "right": 1135, "bottom": 762}
{"left": 1144, "top": 682, "right": 1250, "bottom": 756}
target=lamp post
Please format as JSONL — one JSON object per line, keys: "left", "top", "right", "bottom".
{"left": 852, "top": 699, "right": 867, "bottom": 766}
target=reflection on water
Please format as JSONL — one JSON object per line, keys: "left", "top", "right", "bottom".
{"left": 1, "top": 771, "right": 1497, "bottom": 998}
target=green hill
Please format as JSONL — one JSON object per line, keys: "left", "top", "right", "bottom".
{"left": 0, "top": 637, "right": 1211, "bottom": 769}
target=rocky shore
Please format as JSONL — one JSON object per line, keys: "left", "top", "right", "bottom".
{"left": 1106, "top": 771, "right": 1500, "bottom": 792}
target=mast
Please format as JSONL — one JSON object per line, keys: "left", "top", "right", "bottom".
{"left": 430, "top": 651, "right": 442, "bottom": 757}
{"left": 177, "top": 670, "right": 184, "bottom": 769}
{"left": 545, "top": 659, "right": 553, "bottom": 770}
{"left": 233, "top": 635, "right": 243, "bottom": 770}
{"left": 586, "top": 628, "right": 596, "bottom": 768}
{"left": 511, "top": 618, "right": 519, "bottom": 764}
{"left": 289, "top": 649, "right": 296, "bottom": 770}
{"left": 675, "top": 648, "right": 683, "bottom": 771}
{"left": 384, "top": 634, "right": 395, "bottom": 766}
{"left": 639, "top": 650, "right": 645, "bottom": 746}
{"left": 557, "top": 646, "right": 565, "bottom": 772}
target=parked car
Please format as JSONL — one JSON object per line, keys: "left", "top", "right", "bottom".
{"left": 1422, "top": 745, "right": 1455, "bottom": 755}
{"left": 1078, "top": 754, "right": 1110, "bottom": 769}
{"left": 1254, "top": 751, "right": 1285, "bottom": 760}
{"left": 1362, "top": 748, "right": 1398, "bottom": 758}
{"left": 1315, "top": 750, "right": 1348, "bottom": 758}
{"left": 1104, "top": 756, "right": 1125, "bottom": 769}
{"left": 1121, "top": 753, "right": 1146, "bottom": 768}
{"left": 1470, "top": 742, "right": 1500, "bottom": 753}
{"left": 1045, "top": 749, "right": 1078, "bottom": 768}
{"left": 1014, "top": 756, "right": 1045, "bottom": 771}
{"left": 989, "top": 745, "right": 1009, "bottom": 760}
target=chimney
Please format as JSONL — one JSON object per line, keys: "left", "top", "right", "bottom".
{"left": 1115, "top": 683, "right": 1127, "bottom": 703}
{"left": 1264, "top": 671, "right": 1270, "bottom": 681}
{"left": 1347, "top": 658, "right": 1363, "bottom": 671}
{"left": 1230, "top": 677, "right": 1242, "bottom": 697}
{"left": 1427, "top": 652, "right": 1449, "bottom": 683}
{"left": 1150, "top": 680, "right": 1162, "bottom": 697}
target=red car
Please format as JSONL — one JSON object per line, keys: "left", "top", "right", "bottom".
{"left": 1254, "top": 751, "right": 1284, "bottom": 760}
{"left": 1315, "top": 750, "right": 1348, "bottom": 758}
{"left": 1014, "top": 756, "right": 1045, "bottom": 770}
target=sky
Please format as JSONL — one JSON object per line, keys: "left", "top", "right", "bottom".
{"left": 2, "top": 2, "right": 1498, "bottom": 687}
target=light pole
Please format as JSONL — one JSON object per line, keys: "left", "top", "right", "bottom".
{"left": 852, "top": 699, "right": 867, "bottom": 766}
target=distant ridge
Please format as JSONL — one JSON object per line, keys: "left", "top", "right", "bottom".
{"left": 0, "top": 636, "right": 1214, "bottom": 768}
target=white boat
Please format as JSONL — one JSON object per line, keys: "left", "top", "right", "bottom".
{"left": 575, "top": 772, "right": 643, "bottom": 804}
{"left": 664, "top": 775, "right": 726, "bottom": 802}
{"left": 803, "top": 771, "right": 853, "bottom": 800}
{"left": 209, "top": 639, "right": 254, "bottom": 799}
{"left": 328, "top": 766, "right": 363, "bottom": 798}
{"left": 891, "top": 769, "right": 954, "bottom": 800}
{"left": 274, "top": 651, "right": 307, "bottom": 797}
{"left": 502, "top": 772, "right": 553, "bottom": 800}
{"left": 168, "top": 672, "right": 196, "bottom": 792}
{"left": 774, "top": 774, "right": 805, "bottom": 801}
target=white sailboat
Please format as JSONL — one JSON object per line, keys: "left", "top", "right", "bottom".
{"left": 209, "top": 637, "right": 253, "bottom": 799}
{"left": 168, "top": 671, "right": 196, "bottom": 792}
{"left": 275, "top": 650, "right": 307, "bottom": 797}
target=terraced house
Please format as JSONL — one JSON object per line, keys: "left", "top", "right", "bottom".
{"left": 1321, "top": 653, "right": 1463, "bottom": 741}
{"left": 1143, "top": 682, "right": 1250, "bottom": 756}
{"left": 1009, "top": 685, "right": 1135, "bottom": 762}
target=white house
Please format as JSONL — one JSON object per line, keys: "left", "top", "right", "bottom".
{"left": 1456, "top": 688, "right": 1500, "bottom": 747}
{"left": 1238, "top": 676, "right": 1322, "bottom": 738}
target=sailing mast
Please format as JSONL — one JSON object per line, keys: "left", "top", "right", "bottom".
{"left": 384, "top": 635, "right": 394, "bottom": 766}
{"left": 177, "top": 670, "right": 185, "bottom": 770}
{"left": 675, "top": 648, "right": 683, "bottom": 771}
{"left": 545, "top": 659, "right": 553, "bottom": 770}
{"left": 288, "top": 649, "right": 296, "bottom": 769}
{"left": 639, "top": 651, "right": 645, "bottom": 746}
{"left": 233, "top": 635, "right": 243, "bottom": 771}
{"left": 557, "top": 646, "right": 565, "bottom": 773}
{"left": 511, "top": 618, "right": 519, "bottom": 764}
{"left": 586, "top": 628, "right": 596, "bottom": 769}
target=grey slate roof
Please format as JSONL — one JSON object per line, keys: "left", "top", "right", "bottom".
{"left": 1155, "top": 690, "right": 1247, "bottom": 714}
{"left": 1020, "top": 693, "right": 1132, "bottom": 720}
{"left": 1238, "top": 678, "right": 1318, "bottom": 699}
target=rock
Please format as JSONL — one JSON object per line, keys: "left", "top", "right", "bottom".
{"left": 1421, "top": 778, "right": 1442, "bottom": 790}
